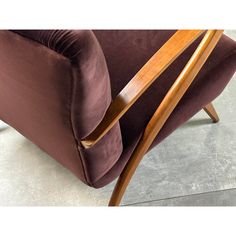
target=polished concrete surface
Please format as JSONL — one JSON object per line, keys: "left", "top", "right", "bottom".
{"left": 0, "top": 31, "right": 236, "bottom": 206}
{"left": 128, "top": 188, "right": 236, "bottom": 206}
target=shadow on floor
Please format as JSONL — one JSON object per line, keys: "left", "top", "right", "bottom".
{"left": 182, "top": 118, "right": 213, "bottom": 128}
{"left": 0, "top": 126, "right": 9, "bottom": 132}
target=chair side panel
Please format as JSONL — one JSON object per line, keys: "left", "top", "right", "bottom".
{"left": 0, "top": 31, "right": 86, "bottom": 183}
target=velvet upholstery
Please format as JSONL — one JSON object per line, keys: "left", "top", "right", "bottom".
{"left": 93, "top": 30, "right": 236, "bottom": 187}
{"left": 0, "top": 30, "right": 123, "bottom": 186}
{"left": 0, "top": 30, "right": 235, "bottom": 188}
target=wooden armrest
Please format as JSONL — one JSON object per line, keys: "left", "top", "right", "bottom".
{"left": 81, "top": 30, "right": 205, "bottom": 148}
{"left": 108, "top": 30, "right": 223, "bottom": 206}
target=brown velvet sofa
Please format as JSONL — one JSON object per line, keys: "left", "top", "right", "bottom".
{"left": 0, "top": 30, "right": 235, "bottom": 206}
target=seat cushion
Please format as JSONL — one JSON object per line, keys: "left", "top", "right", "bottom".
{"left": 93, "top": 30, "right": 236, "bottom": 188}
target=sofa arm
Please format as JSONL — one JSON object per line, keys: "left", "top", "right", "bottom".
{"left": 10, "top": 30, "right": 124, "bottom": 184}
{"left": 81, "top": 30, "right": 224, "bottom": 149}
{"left": 12, "top": 30, "right": 116, "bottom": 140}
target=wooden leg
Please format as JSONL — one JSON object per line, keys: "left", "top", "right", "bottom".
{"left": 109, "top": 103, "right": 220, "bottom": 206}
{"left": 108, "top": 141, "right": 147, "bottom": 206}
{"left": 203, "top": 103, "right": 219, "bottom": 123}
{"left": 108, "top": 102, "right": 220, "bottom": 206}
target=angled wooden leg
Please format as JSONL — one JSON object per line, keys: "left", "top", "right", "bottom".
{"left": 109, "top": 142, "right": 147, "bottom": 206}
{"left": 203, "top": 103, "right": 219, "bottom": 123}
{"left": 109, "top": 102, "right": 220, "bottom": 206}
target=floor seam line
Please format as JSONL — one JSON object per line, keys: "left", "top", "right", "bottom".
{"left": 123, "top": 187, "right": 236, "bottom": 206}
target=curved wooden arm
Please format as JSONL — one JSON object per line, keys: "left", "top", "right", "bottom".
{"left": 81, "top": 30, "right": 205, "bottom": 148}
{"left": 109, "top": 30, "right": 224, "bottom": 206}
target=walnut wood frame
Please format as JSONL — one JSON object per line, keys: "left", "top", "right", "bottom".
{"left": 81, "top": 30, "right": 223, "bottom": 206}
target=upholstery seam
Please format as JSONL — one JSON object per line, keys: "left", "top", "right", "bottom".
{"left": 69, "top": 67, "right": 90, "bottom": 185}
{"left": 9, "top": 30, "right": 70, "bottom": 62}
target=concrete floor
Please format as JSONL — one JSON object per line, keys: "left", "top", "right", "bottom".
{"left": 0, "top": 31, "right": 236, "bottom": 206}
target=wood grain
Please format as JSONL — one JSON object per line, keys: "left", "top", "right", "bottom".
{"left": 81, "top": 30, "right": 204, "bottom": 148}
{"left": 108, "top": 30, "right": 224, "bottom": 206}
{"left": 204, "top": 103, "right": 219, "bottom": 123}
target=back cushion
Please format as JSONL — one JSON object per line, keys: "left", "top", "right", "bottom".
{"left": 0, "top": 30, "right": 123, "bottom": 186}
